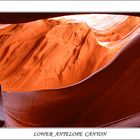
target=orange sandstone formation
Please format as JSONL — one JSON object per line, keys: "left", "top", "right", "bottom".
{"left": 0, "top": 15, "right": 140, "bottom": 92}
{"left": 0, "top": 14, "right": 140, "bottom": 127}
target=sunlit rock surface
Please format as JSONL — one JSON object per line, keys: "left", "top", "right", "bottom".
{"left": 0, "top": 14, "right": 140, "bottom": 127}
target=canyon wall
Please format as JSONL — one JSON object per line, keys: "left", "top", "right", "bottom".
{"left": 0, "top": 14, "right": 140, "bottom": 127}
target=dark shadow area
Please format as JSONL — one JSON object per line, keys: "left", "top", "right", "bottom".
{"left": 0, "top": 13, "right": 140, "bottom": 24}
{"left": 0, "top": 86, "right": 5, "bottom": 127}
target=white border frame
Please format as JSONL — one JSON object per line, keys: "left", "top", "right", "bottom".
{"left": 0, "top": 1, "right": 139, "bottom": 12}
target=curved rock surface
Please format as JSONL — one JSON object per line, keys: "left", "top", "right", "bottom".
{"left": 0, "top": 14, "right": 140, "bottom": 127}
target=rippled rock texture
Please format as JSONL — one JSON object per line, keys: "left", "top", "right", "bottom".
{"left": 0, "top": 14, "right": 140, "bottom": 127}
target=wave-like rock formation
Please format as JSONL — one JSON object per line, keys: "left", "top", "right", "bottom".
{"left": 0, "top": 14, "right": 140, "bottom": 127}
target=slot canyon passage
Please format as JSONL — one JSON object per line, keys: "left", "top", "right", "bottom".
{"left": 0, "top": 14, "right": 140, "bottom": 127}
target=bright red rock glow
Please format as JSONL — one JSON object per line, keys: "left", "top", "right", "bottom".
{"left": 0, "top": 14, "right": 140, "bottom": 127}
